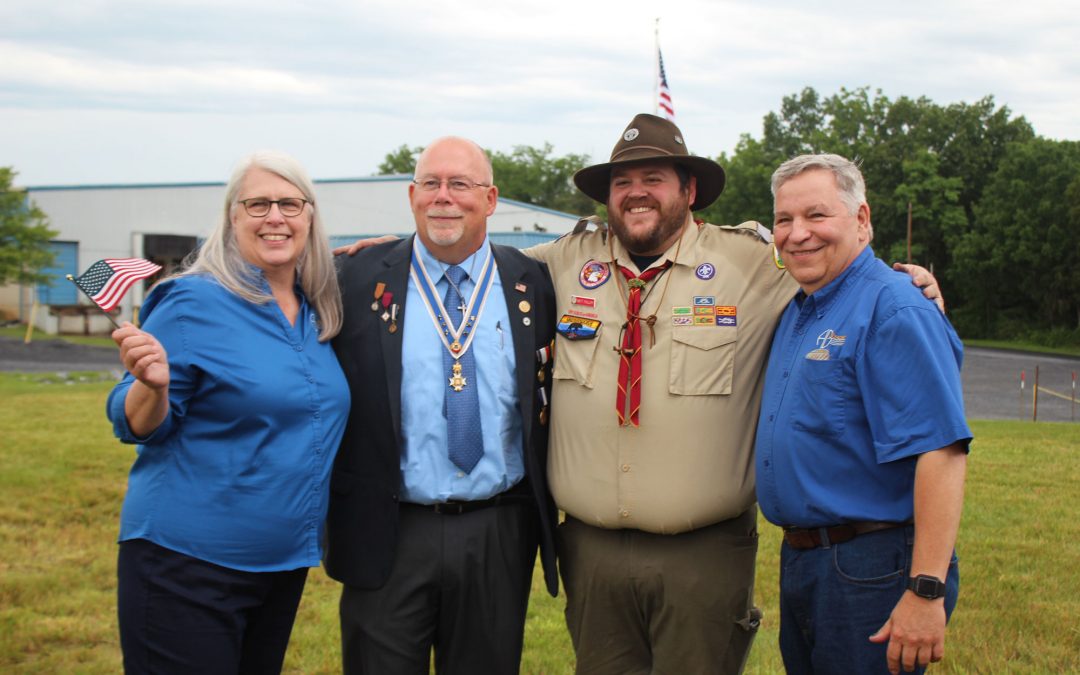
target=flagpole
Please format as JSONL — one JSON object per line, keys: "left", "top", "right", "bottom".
{"left": 654, "top": 18, "right": 661, "bottom": 116}
{"left": 66, "top": 274, "right": 122, "bottom": 329}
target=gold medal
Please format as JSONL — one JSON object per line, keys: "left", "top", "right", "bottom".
{"left": 449, "top": 360, "right": 467, "bottom": 391}
{"left": 518, "top": 300, "right": 531, "bottom": 313}
{"left": 539, "top": 407, "right": 549, "bottom": 425}
{"left": 450, "top": 340, "right": 462, "bottom": 353}
{"left": 537, "top": 368, "right": 545, "bottom": 383}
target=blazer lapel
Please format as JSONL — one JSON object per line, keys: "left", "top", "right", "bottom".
{"left": 493, "top": 245, "right": 536, "bottom": 445}
{"left": 378, "top": 236, "right": 414, "bottom": 439}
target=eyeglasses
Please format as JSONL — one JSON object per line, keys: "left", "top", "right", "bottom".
{"left": 412, "top": 178, "right": 492, "bottom": 193}
{"left": 238, "top": 197, "right": 310, "bottom": 217}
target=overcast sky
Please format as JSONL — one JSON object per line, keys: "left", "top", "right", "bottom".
{"left": 2, "top": 0, "right": 1077, "bottom": 187}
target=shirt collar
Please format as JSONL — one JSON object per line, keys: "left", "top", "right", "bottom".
{"left": 797, "top": 246, "right": 875, "bottom": 315}
{"left": 413, "top": 235, "right": 492, "bottom": 283}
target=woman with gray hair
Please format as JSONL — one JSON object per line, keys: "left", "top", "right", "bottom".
{"left": 106, "top": 150, "right": 350, "bottom": 673}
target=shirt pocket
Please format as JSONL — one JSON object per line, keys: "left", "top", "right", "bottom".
{"left": 668, "top": 326, "right": 737, "bottom": 396}
{"left": 793, "top": 359, "right": 846, "bottom": 437}
{"left": 553, "top": 328, "right": 603, "bottom": 388}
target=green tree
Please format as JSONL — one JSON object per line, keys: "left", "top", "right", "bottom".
{"left": 1, "top": 167, "right": 57, "bottom": 286}
{"left": 952, "top": 138, "right": 1080, "bottom": 335}
{"left": 489, "top": 143, "right": 596, "bottom": 216}
{"left": 377, "top": 144, "right": 423, "bottom": 175}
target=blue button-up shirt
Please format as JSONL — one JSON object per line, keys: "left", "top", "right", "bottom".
{"left": 399, "top": 236, "right": 523, "bottom": 503}
{"left": 107, "top": 273, "right": 350, "bottom": 571}
{"left": 755, "top": 247, "right": 972, "bottom": 527}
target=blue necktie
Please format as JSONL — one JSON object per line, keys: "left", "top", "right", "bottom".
{"left": 443, "top": 265, "right": 484, "bottom": 473}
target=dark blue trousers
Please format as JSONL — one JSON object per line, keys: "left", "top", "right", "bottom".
{"left": 117, "top": 538, "right": 308, "bottom": 675}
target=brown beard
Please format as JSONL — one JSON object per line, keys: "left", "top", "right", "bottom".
{"left": 608, "top": 189, "right": 691, "bottom": 255}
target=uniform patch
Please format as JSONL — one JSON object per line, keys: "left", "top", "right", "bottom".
{"left": 694, "top": 306, "right": 714, "bottom": 316}
{"left": 579, "top": 260, "right": 611, "bottom": 289}
{"left": 693, "top": 316, "right": 715, "bottom": 326}
{"left": 567, "top": 309, "right": 599, "bottom": 320}
{"left": 557, "top": 314, "right": 601, "bottom": 340}
{"left": 671, "top": 306, "right": 692, "bottom": 316}
{"left": 570, "top": 295, "right": 596, "bottom": 307}
{"left": 716, "top": 316, "right": 736, "bottom": 326}
{"left": 693, "top": 296, "right": 715, "bottom": 306}
{"left": 715, "top": 305, "right": 736, "bottom": 316}
{"left": 695, "top": 263, "right": 716, "bottom": 280}
{"left": 805, "top": 348, "right": 830, "bottom": 361}
{"left": 672, "top": 315, "right": 694, "bottom": 326}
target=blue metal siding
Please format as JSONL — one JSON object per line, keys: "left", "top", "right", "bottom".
{"left": 37, "top": 241, "right": 78, "bottom": 304}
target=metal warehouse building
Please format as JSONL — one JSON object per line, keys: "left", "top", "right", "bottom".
{"left": 10, "top": 175, "right": 579, "bottom": 334}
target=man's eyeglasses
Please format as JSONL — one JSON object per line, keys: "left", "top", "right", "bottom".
{"left": 412, "top": 178, "right": 492, "bottom": 193}
{"left": 238, "top": 198, "right": 310, "bottom": 217}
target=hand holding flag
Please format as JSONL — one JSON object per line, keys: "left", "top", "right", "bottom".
{"left": 66, "top": 258, "right": 162, "bottom": 327}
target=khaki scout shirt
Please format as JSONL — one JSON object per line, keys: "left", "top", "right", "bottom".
{"left": 527, "top": 221, "right": 796, "bottom": 534}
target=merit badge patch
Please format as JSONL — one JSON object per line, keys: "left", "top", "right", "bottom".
{"left": 579, "top": 260, "right": 611, "bottom": 289}
{"left": 557, "top": 314, "right": 601, "bottom": 340}
{"left": 695, "top": 263, "right": 716, "bottom": 280}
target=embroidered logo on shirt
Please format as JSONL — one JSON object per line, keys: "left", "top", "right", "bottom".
{"left": 579, "top": 260, "right": 611, "bottom": 289}
{"left": 805, "top": 349, "right": 830, "bottom": 361}
{"left": 695, "top": 263, "right": 716, "bottom": 280}
{"left": 816, "top": 329, "right": 847, "bottom": 349}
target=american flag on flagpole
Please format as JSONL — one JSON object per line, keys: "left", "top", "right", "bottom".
{"left": 68, "top": 258, "right": 162, "bottom": 313}
{"left": 657, "top": 48, "right": 675, "bottom": 121}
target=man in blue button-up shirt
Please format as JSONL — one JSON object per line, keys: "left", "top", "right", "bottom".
{"left": 755, "top": 154, "right": 971, "bottom": 675}
{"left": 326, "top": 137, "right": 558, "bottom": 675}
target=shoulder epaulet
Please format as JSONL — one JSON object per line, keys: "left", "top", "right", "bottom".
{"left": 716, "top": 220, "right": 773, "bottom": 244}
{"left": 561, "top": 214, "right": 608, "bottom": 244}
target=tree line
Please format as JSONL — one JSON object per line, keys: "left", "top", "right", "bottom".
{"left": 5, "top": 87, "right": 1077, "bottom": 341}
{"left": 381, "top": 87, "right": 1079, "bottom": 341}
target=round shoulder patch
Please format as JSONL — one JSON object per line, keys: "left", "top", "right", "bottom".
{"left": 695, "top": 262, "right": 715, "bottom": 280}
{"left": 623, "top": 128, "right": 640, "bottom": 141}
{"left": 579, "top": 260, "right": 611, "bottom": 289}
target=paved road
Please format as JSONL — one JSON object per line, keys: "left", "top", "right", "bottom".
{"left": 2, "top": 337, "right": 1077, "bottom": 422}
{"left": 962, "top": 347, "right": 1079, "bottom": 423}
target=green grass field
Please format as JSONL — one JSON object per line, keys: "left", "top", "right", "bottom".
{"left": 1, "top": 372, "right": 1078, "bottom": 673}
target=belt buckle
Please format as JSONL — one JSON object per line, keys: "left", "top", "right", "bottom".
{"left": 433, "top": 502, "right": 466, "bottom": 515}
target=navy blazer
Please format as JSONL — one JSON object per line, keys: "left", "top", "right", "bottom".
{"left": 325, "top": 236, "right": 559, "bottom": 597}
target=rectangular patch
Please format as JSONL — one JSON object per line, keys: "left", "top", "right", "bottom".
{"left": 671, "top": 306, "right": 693, "bottom": 316}
{"left": 672, "top": 315, "right": 694, "bottom": 326}
{"left": 693, "top": 316, "right": 715, "bottom": 326}
{"left": 694, "top": 306, "right": 715, "bottom": 316}
{"left": 570, "top": 295, "right": 596, "bottom": 308}
{"left": 567, "top": 309, "right": 599, "bottom": 320}
{"left": 557, "top": 314, "right": 601, "bottom": 340}
{"left": 693, "top": 296, "right": 715, "bottom": 306}
{"left": 715, "top": 305, "right": 737, "bottom": 316}
{"left": 716, "top": 316, "right": 737, "bottom": 326}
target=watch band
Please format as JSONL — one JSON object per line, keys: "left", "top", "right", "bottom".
{"left": 907, "top": 574, "right": 946, "bottom": 599}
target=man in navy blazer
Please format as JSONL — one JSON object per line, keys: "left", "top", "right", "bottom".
{"left": 326, "top": 136, "right": 558, "bottom": 675}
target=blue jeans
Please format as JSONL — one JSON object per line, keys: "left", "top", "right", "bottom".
{"left": 778, "top": 525, "right": 959, "bottom": 675}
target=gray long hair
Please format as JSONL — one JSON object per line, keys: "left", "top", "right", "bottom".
{"left": 177, "top": 150, "right": 342, "bottom": 340}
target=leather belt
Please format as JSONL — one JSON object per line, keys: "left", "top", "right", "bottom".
{"left": 401, "top": 493, "right": 533, "bottom": 516}
{"left": 783, "top": 521, "right": 908, "bottom": 550}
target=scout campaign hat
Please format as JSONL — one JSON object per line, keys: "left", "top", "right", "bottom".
{"left": 573, "top": 113, "right": 726, "bottom": 211}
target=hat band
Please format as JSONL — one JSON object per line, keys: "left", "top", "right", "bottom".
{"left": 610, "top": 145, "right": 684, "bottom": 163}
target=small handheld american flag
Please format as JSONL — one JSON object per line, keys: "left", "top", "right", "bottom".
{"left": 66, "top": 258, "right": 162, "bottom": 326}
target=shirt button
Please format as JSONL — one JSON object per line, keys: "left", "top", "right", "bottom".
{"left": 764, "top": 459, "right": 771, "bottom": 467}
{"left": 457, "top": 471, "right": 465, "bottom": 478}
{"left": 621, "top": 464, "right": 630, "bottom": 472}
{"left": 783, "top": 371, "right": 789, "bottom": 378}
{"left": 619, "top": 509, "right": 630, "bottom": 518}
{"left": 769, "top": 415, "right": 774, "bottom": 422}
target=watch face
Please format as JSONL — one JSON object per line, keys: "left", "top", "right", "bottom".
{"left": 910, "top": 575, "right": 945, "bottom": 599}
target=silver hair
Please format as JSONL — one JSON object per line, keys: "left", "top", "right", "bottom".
{"left": 175, "top": 150, "right": 342, "bottom": 340}
{"left": 771, "top": 153, "right": 867, "bottom": 216}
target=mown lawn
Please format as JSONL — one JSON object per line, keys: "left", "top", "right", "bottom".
{"left": 1, "top": 372, "right": 1077, "bottom": 673}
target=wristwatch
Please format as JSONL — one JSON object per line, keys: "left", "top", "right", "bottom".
{"left": 907, "top": 574, "right": 946, "bottom": 600}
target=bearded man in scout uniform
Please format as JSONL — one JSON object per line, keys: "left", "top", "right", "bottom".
{"left": 524, "top": 115, "right": 941, "bottom": 674}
